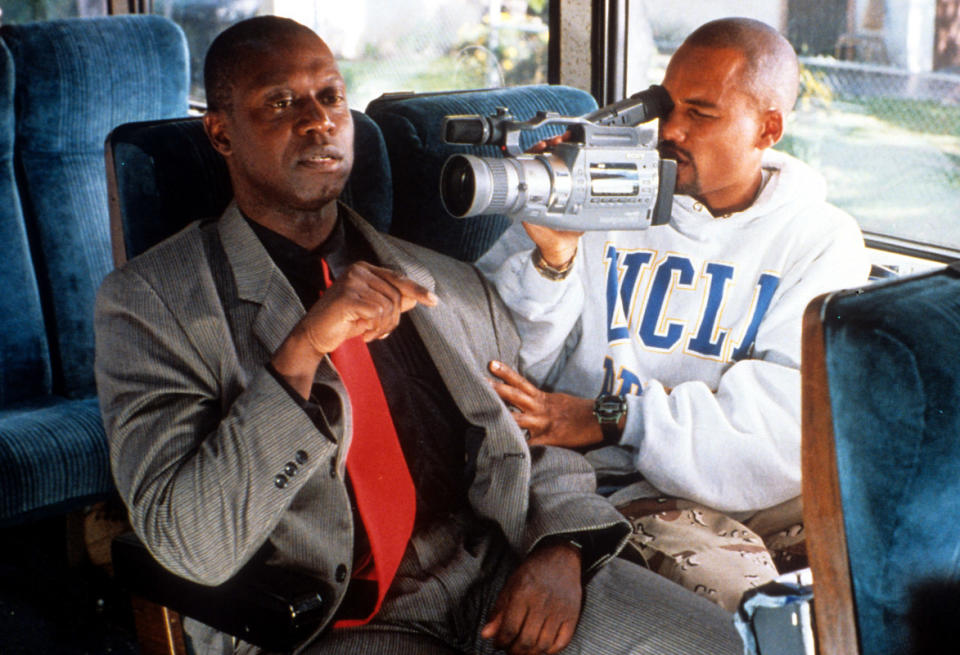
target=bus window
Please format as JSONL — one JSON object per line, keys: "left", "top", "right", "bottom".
{"left": 1, "top": 0, "right": 107, "bottom": 24}
{"left": 630, "top": 0, "right": 960, "bottom": 270}
{"left": 152, "top": 0, "right": 550, "bottom": 111}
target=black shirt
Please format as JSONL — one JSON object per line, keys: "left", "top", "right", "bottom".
{"left": 246, "top": 213, "right": 469, "bottom": 531}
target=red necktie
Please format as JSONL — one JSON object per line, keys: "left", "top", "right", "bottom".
{"left": 322, "top": 261, "right": 416, "bottom": 628}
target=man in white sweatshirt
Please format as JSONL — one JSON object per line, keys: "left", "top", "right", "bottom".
{"left": 476, "top": 17, "right": 870, "bottom": 611}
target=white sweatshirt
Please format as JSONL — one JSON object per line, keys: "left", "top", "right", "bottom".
{"left": 477, "top": 149, "right": 870, "bottom": 513}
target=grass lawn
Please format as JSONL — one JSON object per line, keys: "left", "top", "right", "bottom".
{"left": 780, "top": 96, "right": 960, "bottom": 251}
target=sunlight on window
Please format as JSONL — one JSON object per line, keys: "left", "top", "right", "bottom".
{"left": 154, "top": 0, "right": 549, "bottom": 110}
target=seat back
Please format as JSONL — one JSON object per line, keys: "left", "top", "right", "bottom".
{"left": 1, "top": 16, "right": 189, "bottom": 397}
{"left": 0, "top": 38, "right": 51, "bottom": 407}
{"left": 106, "top": 117, "right": 230, "bottom": 266}
{"left": 802, "top": 264, "right": 960, "bottom": 655}
{"left": 106, "top": 111, "right": 392, "bottom": 264}
{"left": 366, "top": 85, "right": 597, "bottom": 262}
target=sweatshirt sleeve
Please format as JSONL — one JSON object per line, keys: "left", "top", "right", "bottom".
{"left": 476, "top": 222, "right": 586, "bottom": 385}
{"left": 621, "top": 211, "right": 870, "bottom": 512}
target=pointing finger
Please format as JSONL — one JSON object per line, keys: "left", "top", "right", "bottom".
{"left": 369, "top": 266, "right": 438, "bottom": 308}
{"left": 490, "top": 378, "right": 538, "bottom": 414}
{"left": 489, "top": 361, "right": 541, "bottom": 396}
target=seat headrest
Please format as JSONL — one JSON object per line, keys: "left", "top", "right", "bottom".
{"left": 2, "top": 16, "right": 189, "bottom": 154}
{"left": 107, "top": 110, "right": 392, "bottom": 263}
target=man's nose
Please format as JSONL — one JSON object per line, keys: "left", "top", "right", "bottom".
{"left": 659, "top": 109, "right": 684, "bottom": 143}
{"left": 298, "top": 99, "right": 335, "bottom": 135}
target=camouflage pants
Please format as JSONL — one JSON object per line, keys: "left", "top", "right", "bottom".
{"left": 616, "top": 496, "right": 804, "bottom": 612}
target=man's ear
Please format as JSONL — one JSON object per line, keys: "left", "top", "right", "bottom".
{"left": 756, "top": 109, "right": 784, "bottom": 150}
{"left": 203, "top": 111, "right": 233, "bottom": 157}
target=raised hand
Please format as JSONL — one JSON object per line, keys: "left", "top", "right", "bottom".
{"left": 523, "top": 131, "right": 582, "bottom": 267}
{"left": 300, "top": 262, "right": 436, "bottom": 353}
{"left": 272, "top": 262, "right": 437, "bottom": 398}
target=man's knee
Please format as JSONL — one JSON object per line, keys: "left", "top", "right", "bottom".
{"left": 568, "top": 558, "right": 743, "bottom": 654}
{"left": 617, "top": 500, "right": 781, "bottom": 611}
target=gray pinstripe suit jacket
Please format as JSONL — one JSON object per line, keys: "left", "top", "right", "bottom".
{"left": 94, "top": 203, "right": 631, "bottom": 640}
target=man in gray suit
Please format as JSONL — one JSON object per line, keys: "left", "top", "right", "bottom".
{"left": 94, "top": 16, "right": 742, "bottom": 655}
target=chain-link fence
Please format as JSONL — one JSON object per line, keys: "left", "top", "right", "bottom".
{"left": 782, "top": 56, "right": 960, "bottom": 251}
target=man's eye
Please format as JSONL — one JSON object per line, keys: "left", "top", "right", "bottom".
{"left": 271, "top": 98, "right": 293, "bottom": 110}
{"left": 321, "top": 92, "right": 345, "bottom": 105}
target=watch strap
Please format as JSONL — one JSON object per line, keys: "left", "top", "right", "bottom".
{"left": 599, "top": 418, "right": 621, "bottom": 444}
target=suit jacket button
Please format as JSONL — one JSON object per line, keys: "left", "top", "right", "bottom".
{"left": 329, "top": 460, "right": 337, "bottom": 478}
{"left": 274, "top": 474, "right": 288, "bottom": 489}
{"left": 284, "top": 462, "right": 298, "bottom": 476}
{"left": 335, "top": 564, "right": 347, "bottom": 582}
{"left": 295, "top": 450, "right": 309, "bottom": 464}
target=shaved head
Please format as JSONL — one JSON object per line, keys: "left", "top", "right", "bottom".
{"left": 679, "top": 17, "right": 799, "bottom": 115}
{"left": 204, "top": 15, "right": 322, "bottom": 113}
{"left": 200, "top": 16, "right": 353, "bottom": 232}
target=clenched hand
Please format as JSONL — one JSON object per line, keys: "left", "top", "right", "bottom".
{"left": 299, "top": 261, "right": 436, "bottom": 353}
{"left": 273, "top": 262, "right": 437, "bottom": 398}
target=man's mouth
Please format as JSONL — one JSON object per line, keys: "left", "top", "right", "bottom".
{"left": 658, "top": 143, "right": 689, "bottom": 165}
{"left": 298, "top": 148, "right": 343, "bottom": 167}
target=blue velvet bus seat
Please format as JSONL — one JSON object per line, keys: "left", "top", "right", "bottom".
{"left": 0, "top": 38, "right": 90, "bottom": 523}
{"left": 3, "top": 15, "right": 189, "bottom": 396}
{"left": 0, "top": 39, "right": 48, "bottom": 408}
{"left": 807, "top": 263, "right": 960, "bottom": 654}
{"left": 0, "top": 16, "right": 189, "bottom": 524}
{"left": 366, "top": 85, "right": 597, "bottom": 262}
{"left": 107, "top": 118, "right": 231, "bottom": 264}
{"left": 107, "top": 111, "right": 392, "bottom": 264}
{"left": 0, "top": 32, "right": 108, "bottom": 524}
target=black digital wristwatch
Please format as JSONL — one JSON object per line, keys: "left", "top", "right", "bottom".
{"left": 593, "top": 392, "right": 627, "bottom": 445}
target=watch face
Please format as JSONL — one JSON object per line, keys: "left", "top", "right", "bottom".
{"left": 594, "top": 393, "right": 626, "bottom": 423}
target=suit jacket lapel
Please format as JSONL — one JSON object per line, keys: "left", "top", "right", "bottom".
{"left": 344, "top": 206, "right": 436, "bottom": 293}
{"left": 217, "top": 203, "right": 305, "bottom": 357}
{"left": 345, "top": 206, "right": 517, "bottom": 442}
{"left": 347, "top": 209, "right": 531, "bottom": 546}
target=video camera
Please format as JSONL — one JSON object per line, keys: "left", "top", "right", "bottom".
{"left": 439, "top": 85, "right": 677, "bottom": 231}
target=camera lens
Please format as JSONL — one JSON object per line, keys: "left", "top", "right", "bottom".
{"left": 441, "top": 153, "right": 560, "bottom": 219}
{"left": 440, "top": 155, "right": 478, "bottom": 218}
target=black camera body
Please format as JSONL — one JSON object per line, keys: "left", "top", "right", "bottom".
{"left": 439, "top": 85, "right": 676, "bottom": 231}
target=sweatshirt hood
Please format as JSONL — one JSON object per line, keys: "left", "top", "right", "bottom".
{"left": 670, "top": 149, "right": 828, "bottom": 237}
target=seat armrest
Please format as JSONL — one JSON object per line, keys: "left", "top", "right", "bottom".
{"left": 112, "top": 532, "right": 329, "bottom": 651}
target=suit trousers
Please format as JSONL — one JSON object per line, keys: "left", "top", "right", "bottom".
{"left": 293, "top": 551, "right": 743, "bottom": 654}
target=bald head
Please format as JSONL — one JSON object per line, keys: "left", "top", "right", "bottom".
{"left": 678, "top": 17, "right": 799, "bottom": 115}
{"left": 204, "top": 15, "right": 324, "bottom": 113}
